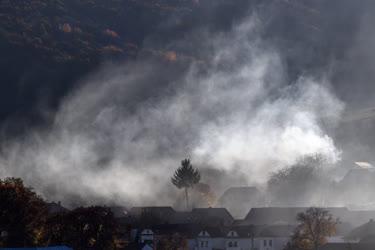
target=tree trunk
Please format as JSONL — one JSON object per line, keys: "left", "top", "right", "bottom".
{"left": 185, "top": 187, "right": 189, "bottom": 210}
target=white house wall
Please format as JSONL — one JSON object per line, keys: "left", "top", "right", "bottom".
{"left": 190, "top": 237, "right": 289, "bottom": 250}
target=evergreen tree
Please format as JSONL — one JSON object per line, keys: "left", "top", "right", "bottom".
{"left": 171, "top": 159, "right": 200, "bottom": 210}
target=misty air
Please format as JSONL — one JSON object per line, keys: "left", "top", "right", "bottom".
{"left": 0, "top": 1, "right": 375, "bottom": 250}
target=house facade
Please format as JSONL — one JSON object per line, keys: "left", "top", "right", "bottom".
{"left": 191, "top": 225, "right": 293, "bottom": 250}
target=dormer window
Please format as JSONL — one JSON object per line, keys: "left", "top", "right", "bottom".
{"left": 142, "top": 229, "right": 153, "bottom": 235}
{"left": 228, "top": 231, "right": 237, "bottom": 237}
{"left": 199, "top": 231, "right": 210, "bottom": 237}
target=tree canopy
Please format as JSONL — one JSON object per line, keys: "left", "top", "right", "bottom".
{"left": 44, "top": 206, "right": 118, "bottom": 250}
{"left": 171, "top": 159, "right": 200, "bottom": 210}
{"left": 0, "top": 177, "right": 47, "bottom": 247}
{"left": 171, "top": 159, "right": 201, "bottom": 189}
{"left": 285, "top": 207, "right": 338, "bottom": 250}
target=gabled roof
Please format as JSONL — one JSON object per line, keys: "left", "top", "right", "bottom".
{"left": 244, "top": 207, "right": 349, "bottom": 225}
{"left": 224, "top": 225, "right": 265, "bottom": 238}
{"left": 169, "top": 208, "right": 234, "bottom": 225}
{"left": 109, "top": 206, "right": 130, "bottom": 218}
{"left": 192, "top": 207, "right": 233, "bottom": 217}
{"left": 347, "top": 219, "right": 375, "bottom": 240}
{"left": 197, "top": 227, "right": 225, "bottom": 238}
{"left": 343, "top": 210, "right": 375, "bottom": 227}
{"left": 190, "top": 208, "right": 234, "bottom": 226}
{"left": 129, "top": 206, "right": 176, "bottom": 223}
{"left": 170, "top": 211, "right": 195, "bottom": 224}
{"left": 151, "top": 223, "right": 201, "bottom": 238}
{"left": 257, "top": 225, "right": 295, "bottom": 237}
{"left": 130, "top": 206, "right": 176, "bottom": 216}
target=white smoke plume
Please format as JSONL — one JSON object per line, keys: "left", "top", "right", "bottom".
{"left": 0, "top": 16, "right": 344, "bottom": 206}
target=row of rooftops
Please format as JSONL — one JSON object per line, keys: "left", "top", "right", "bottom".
{"left": 48, "top": 202, "right": 375, "bottom": 236}
{"left": 112, "top": 206, "right": 375, "bottom": 229}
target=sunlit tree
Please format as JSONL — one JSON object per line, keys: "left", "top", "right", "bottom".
{"left": 285, "top": 207, "right": 338, "bottom": 250}
{"left": 0, "top": 177, "right": 47, "bottom": 247}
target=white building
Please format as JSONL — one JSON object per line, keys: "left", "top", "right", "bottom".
{"left": 192, "top": 225, "right": 293, "bottom": 250}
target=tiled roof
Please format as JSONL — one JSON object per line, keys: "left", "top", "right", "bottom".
{"left": 257, "top": 225, "right": 295, "bottom": 237}
{"left": 347, "top": 219, "right": 375, "bottom": 240}
{"left": 244, "top": 207, "right": 350, "bottom": 225}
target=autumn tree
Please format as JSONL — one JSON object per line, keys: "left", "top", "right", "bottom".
{"left": 286, "top": 207, "right": 338, "bottom": 250}
{"left": 171, "top": 159, "right": 201, "bottom": 210}
{"left": 44, "top": 206, "right": 118, "bottom": 250}
{"left": 0, "top": 177, "right": 47, "bottom": 247}
{"left": 156, "top": 233, "right": 189, "bottom": 250}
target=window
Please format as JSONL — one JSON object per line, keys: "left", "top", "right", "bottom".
{"left": 264, "top": 240, "right": 267, "bottom": 247}
{"left": 228, "top": 241, "right": 233, "bottom": 247}
{"left": 234, "top": 241, "right": 238, "bottom": 247}
{"left": 269, "top": 240, "right": 272, "bottom": 247}
{"left": 200, "top": 241, "right": 208, "bottom": 247}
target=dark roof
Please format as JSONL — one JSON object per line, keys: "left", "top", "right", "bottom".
{"left": 190, "top": 208, "right": 234, "bottom": 226}
{"left": 244, "top": 207, "right": 350, "bottom": 225}
{"left": 192, "top": 207, "right": 233, "bottom": 217}
{"left": 151, "top": 223, "right": 201, "bottom": 238}
{"left": 336, "top": 222, "right": 353, "bottom": 236}
{"left": 347, "top": 219, "right": 375, "bottom": 240}
{"left": 169, "top": 208, "right": 234, "bottom": 226}
{"left": 109, "top": 206, "right": 130, "bottom": 218}
{"left": 360, "top": 234, "right": 375, "bottom": 243}
{"left": 257, "top": 225, "right": 295, "bottom": 237}
{"left": 197, "top": 227, "right": 225, "bottom": 238}
{"left": 319, "top": 242, "right": 375, "bottom": 250}
{"left": 170, "top": 211, "right": 194, "bottom": 224}
{"left": 343, "top": 210, "right": 375, "bottom": 227}
{"left": 130, "top": 206, "right": 175, "bottom": 215}
{"left": 224, "top": 225, "right": 265, "bottom": 238}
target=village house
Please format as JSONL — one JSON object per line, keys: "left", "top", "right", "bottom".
{"left": 133, "top": 224, "right": 294, "bottom": 250}
{"left": 121, "top": 206, "right": 375, "bottom": 249}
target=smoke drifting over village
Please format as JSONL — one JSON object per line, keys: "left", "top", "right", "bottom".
{"left": 0, "top": 0, "right": 375, "bottom": 211}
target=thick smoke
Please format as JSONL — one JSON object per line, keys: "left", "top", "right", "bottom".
{"left": 0, "top": 15, "right": 344, "bottom": 207}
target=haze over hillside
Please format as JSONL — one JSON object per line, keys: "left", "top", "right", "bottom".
{"left": 0, "top": 0, "right": 375, "bottom": 207}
